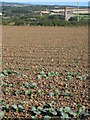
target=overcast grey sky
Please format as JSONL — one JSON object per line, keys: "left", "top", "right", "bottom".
{"left": 1, "top": 0, "right": 90, "bottom": 3}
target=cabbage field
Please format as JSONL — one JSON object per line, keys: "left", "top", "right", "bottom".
{"left": 0, "top": 26, "right": 89, "bottom": 119}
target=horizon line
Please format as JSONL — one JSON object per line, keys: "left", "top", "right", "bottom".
{"left": 2, "top": 1, "right": 89, "bottom": 7}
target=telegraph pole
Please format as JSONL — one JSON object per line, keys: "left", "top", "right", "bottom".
{"left": 77, "top": 2, "right": 79, "bottom": 22}
{"left": 40, "top": 10, "right": 42, "bottom": 16}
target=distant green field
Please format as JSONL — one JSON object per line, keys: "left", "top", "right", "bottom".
{"left": 79, "top": 15, "right": 90, "bottom": 20}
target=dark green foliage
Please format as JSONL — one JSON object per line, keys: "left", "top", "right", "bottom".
{"left": 0, "top": 100, "right": 89, "bottom": 119}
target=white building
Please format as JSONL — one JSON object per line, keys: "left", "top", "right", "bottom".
{"left": 0, "top": 13, "right": 2, "bottom": 16}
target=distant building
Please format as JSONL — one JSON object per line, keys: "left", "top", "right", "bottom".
{"left": 3, "top": 16, "right": 10, "bottom": 19}
{"left": 39, "top": 7, "right": 89, "bottom": 21}
{"left": 0, "top": 13, "right": 2, "bottom": 16}
{"left": 40, "top": 9, "right": 50, "bottom": 16}
{"left": 30, "top": 18, "right": 36, "bottom": 20}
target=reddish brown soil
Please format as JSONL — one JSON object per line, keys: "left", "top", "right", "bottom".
{"left": 2, "top": 26, "right": 89, "bottom": 118}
